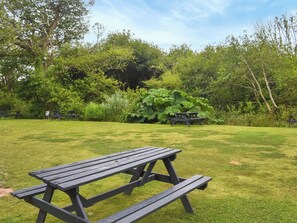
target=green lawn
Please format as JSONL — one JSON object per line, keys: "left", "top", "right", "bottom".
{"left": 0, "top": 120, "right": 296, "bottom": 223}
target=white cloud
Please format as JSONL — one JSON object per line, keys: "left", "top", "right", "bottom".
{"left": 170, "top": 0, "right": 232, "bottom": 21}
{"left": 84, "top": 0, "right": 295, "bottom": 51}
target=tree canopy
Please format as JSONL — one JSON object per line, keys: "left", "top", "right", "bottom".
{"left": 1, "top": 1, "right": 297, "bottom": 123}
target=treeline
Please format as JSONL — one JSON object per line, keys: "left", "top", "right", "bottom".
{"left": 1, "top": 1, "right": 297, "bottom": 126}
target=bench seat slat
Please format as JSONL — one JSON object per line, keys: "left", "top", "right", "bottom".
{"left": 11, "top": 184, "right": 47, "bottom": 199}
{"left": 40, "top": 148, "right": 169, "bottom": 182}
{"left": 54, "top": 149, "right": 181, "bottom": 190}
{"left": 97, "top": 175, "right": 212, "bottom": 223}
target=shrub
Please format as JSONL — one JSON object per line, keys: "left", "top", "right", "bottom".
{"left": 84, "top": 102, "right": 106, "bottom": 121}
{"left": 222, "top": 104, "right": 297, "bottom": 127}
{"left": 103, "top": 92, "right": 130, "bottom": 122}
{"left": 0, "top": 92, "right": 31, "bottom": 116}
{"left": 128, "top": 88, "right": 214, "bottom": 123}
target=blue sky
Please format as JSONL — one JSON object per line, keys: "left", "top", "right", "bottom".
{"left": 85, "top": 0, "right": 297, "bottom": 51}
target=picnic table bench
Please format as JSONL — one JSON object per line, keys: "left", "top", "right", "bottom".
{"left": 169, "top": 112, "right": 206, "bottom": 127}
{"left": 288, "top": 114, "right": 297, "bottom": 127}
{"left": 66, "top": 110, "right": 80, "bottom": 120}
{"left": 0, "top": 110, "right": 21, "bottom": 119}
{"left": 49, "top": 110, "right": 79, "bottom": 120}
{"left": 11, "top": 146, "right": 212, "bottom": 223}
{"left": 0, "top": 110, "right": 8, "bottom": 118}
{"left": 49, "top": 110, "right": 62, "bottom": 120}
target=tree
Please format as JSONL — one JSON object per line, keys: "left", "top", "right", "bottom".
{"left": 0, "top": 0, "right": 93, "bottom": 75}
{"left": 162, "top": 44, "right": 194, "bottom": 69}
{"left": 51, "top": 43, "right": 133, "bottom": 102}
{"left": 255, "top": 13, "right": 297, "bottom": 55}
{"left": 173, "top": 46, "right": 221, "bottom": 99}
{"left": 226, "top": 23, "right": 297, "bottom": 112}
{"left": 101, "top": 31, "right": 164, "bottom": 88}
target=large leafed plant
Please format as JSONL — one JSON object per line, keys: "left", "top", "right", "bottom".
{"left": 128, "top": 88, "right": 214, "bottom": 123}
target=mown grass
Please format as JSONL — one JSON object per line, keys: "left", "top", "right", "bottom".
{"left": 0, "top": 120, "right": 296, "bottom": 223}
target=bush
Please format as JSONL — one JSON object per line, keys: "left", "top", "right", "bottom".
{"left": 49, "top": 87, "right": 85, "bottom": 115}
{"left": 84, "top": 102, "right": 106, "bottom": 121}
{"left": 0, "top": 92, "right": 31, "bottom": 116}
{"left": 128, "top": 88, "right": 214, "bottom": 123}
{"left": 222, "top": 104, "right": 297, "bottom": 127}
{"left": 103, "top": 92, "right": 130, "bottom": 122}
{"left": 82, "top": 90, "right": 144, "bottom": 122}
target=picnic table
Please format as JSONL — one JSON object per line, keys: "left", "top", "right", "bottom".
{"left": 0, "top": 110, "right": 21, "bottom": 119}
{"left": 169, "top": 112, "right": 206, "bottom": 127}
{"left": 49, "top": 110, "right": 80, "bottom": 120}
{"left": 11, "top": 146, "right": 212, "bottom": 223}
{"left": 288, "top": 114, "right": 297, "bottom": 127}
{"left": 49, "top": 110, "right": 61, "bottom": 120}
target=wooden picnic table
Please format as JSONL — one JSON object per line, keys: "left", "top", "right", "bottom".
{"left": 168, "top": 112, "right": 206, "bottom": 127}
{"left": 288, "top": 114, "right": 297, "bottom": 127}
{"left": 49, "top": 110, "right": 80, "bottom": 120}
{"left": 0, "top": 110, "right": 21, "bottom": 119}
{"left": 11, "top": 146, "right": 211, "bottom": 223}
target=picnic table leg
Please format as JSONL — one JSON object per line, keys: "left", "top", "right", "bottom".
{"left": 186, "top": 120, "right": 191, "bottom": 127}
{"left": 124, "top": 165, "right": 146, "bottom": 195}
{"left": 162, "top": 157, "right": 194, "bottom": 213}
{"left": 139, "top": 161, "right": 156, "bottom": 186}
{"left": 66, "top": 188, "right": 89, "bottom": 221}
{"left": 36, "top": 185, "right": 54, "bottom": 223}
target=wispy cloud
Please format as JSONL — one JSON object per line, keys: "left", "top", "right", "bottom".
{"left": 85, "top": 0, "right": 296, "bottom": 50}
{"left": 170, "top": 0, "right": 232, "bottom": 21}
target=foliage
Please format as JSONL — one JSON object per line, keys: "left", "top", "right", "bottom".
{"left": 102, "top": 92, "right": 130, "bottom": 122}
{"left": 128, "top": 88, "right": 214, "bottom": 123}
{"left": 0, "top": 0, "right": 92, "bottom": 71}
{"left": 52, "top": 44, "right": 128, "bottom": 103}
{"left": 1, "top": 3, "right": 297, "bottom": 126}
{"left": 0, "top": 92, "right": 15, "bottom": 110}
{"left": 162, "top": 44, "right": 194, "bottom": 69}
{"left": 84, "top": 102, "right": 106, "bottom": 121}
{"left": 222, "top": 103, "right": 297, "bottom": 127}
{"left": 0, "top": 92, "right": 30, "bottom": 115}
{"left": 18, "top": 74, "right": 84, "bottom": 117}
{"left": 143, "top": 70, "right": 182, "bottom": 90}
{"left": 82, "top": 90, "right": 143, "bottom": 122}
{"left": 101, "top": 31, "right": 164, "bottom": 88}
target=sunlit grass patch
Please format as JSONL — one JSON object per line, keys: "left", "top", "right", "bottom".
{"left": 231, "top": 131, "right": 286, "bottom": 147}
{"left": 0, "top": 120, "right": 296, "bottom": 223}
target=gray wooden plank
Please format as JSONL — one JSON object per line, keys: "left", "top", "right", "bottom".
{"left": 11, "top": 184, "right": 49, "bottom": 199}
{"left": 55, "top": 149, "right": 181, "bottom": 190}
{"left": 13, "top": 186, "right": 48, "bottom": 199}
{"left": 97, "top": 175, "right": 212, "bottom": 223}
{"left": 36, "top": 185, "right": 55, "bottom": 223}
{"left": 30, "top": 146, "right": 153, "bottom": 176}
{"left": 42, "top": 148, "right": 169, "bottom": 184}
{"left": 97, "top": 175, "right": 203, "bottom": 223}
{"left": 115, "top": 176, "right": 212, "bottom": 223}
{"left": 41, "top": 148, "right": 168, "bottom": 182}
{"left": 35, "top": 147, "right": 157, "bottom": 179}
{"left": 51, "top": 148, "right": 175, "bottom": 186}
{"left": 25, "top": 197, "right": 89, "bottom": 223}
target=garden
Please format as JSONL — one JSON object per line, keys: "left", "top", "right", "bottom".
{"left": 1, "top": 1, "right": 297, "bottom": 222}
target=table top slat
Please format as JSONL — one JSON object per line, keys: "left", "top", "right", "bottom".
{"left": 34, "top": 147, "right": 161, "bottom": 180}
{"left": 30, "top": 146, "right": 154, "bottom": 177}
{"left": 41, "top": 148, "right": 169, "bottom": 182}
{"left": 53, "top": 149, "right": 180, "bottom": 191}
